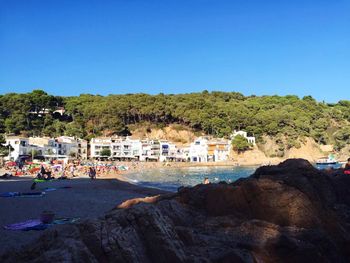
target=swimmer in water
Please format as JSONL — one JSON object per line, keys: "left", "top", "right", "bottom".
{"left": 203, "top": 177, "right": 210, "bottom": 184}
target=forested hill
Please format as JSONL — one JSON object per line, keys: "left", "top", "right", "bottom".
{"left": 1, "top": 90, "right": 350, "bottom": 150}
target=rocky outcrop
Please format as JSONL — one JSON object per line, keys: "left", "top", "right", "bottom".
{"left": 2, "top": 159, "right": 350, "bottom": 262}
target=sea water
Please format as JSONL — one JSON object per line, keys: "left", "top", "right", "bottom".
{"left": 123, "top": 166, "right": 257, "bottom": 192}
{"left": 124, "top": 163, "right": 339, "bottom": 192}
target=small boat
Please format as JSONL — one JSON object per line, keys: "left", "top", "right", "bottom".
{"left": 316, "top": 156, "right": 338, "bottom": 165}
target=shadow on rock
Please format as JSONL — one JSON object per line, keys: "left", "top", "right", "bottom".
{"left": 2, "top": 159, "right": 350, "bottom": 262}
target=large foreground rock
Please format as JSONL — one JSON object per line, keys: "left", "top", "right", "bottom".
{"left": 2, "top": 159, "right": 350, "bottom": 262}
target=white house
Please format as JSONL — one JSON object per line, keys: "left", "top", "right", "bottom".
{"left": 90, "top": 137, "right": 112, "bottom": 159}
{"left": 159, "top": 140, "right": 178, "bottom": 162}
{"left": 29, "top": 137, "right": 62, "bottom": 159}
{"left": 139, "top": 139, "right": 161, "bottom": 161}
{"left": 188, "top": 137, "right": 231, "bottom": 163}
{"left": 110, "top": 137, "right": 142, "bottom": 160}
{"left": 5, "top": 135, "right": 86, "bottom": 161}
{"left": 55, "top": 136, "right": 88, "bottom": 159}
{"left": 189, "top": 137, "right": 210, "bottom": 162}
{"left": 207, "top": 139, "right": 231, "bottom": 162}
{"left": 231, "top": 130, "right": 256, "bottom": 145}
{"left": 4, "top": 136, "right": 30, "bottom": 160}
{"left": 175, "top": 146, "right": 190, "bottom": 162}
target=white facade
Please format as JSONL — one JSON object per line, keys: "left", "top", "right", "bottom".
{"left": 189, "top": 137, "right": 231, "bottom": 162}
{"left": 56, "top": 136, "right": 88, "bottom": 159}
{"left": 91, "top": 137, "right": 144, "bottom": 160}
{"left": 90, "top": 137, "right": 112, "bottom": 158}
{"left": 231, "top": 130, "right": 256, "bottom": 145}
{"left": 159, "top": 140, "right": 178, "bottom": 162}
{"left": 4, "top": 136, "right": 86, "bottom": 161}
{"left": 189, "top": 137, "right": 209, "bottom": 162}
{"left": 5, "top": 137, "right": 30, "bottom": 160}
{"left": 140, "top": 139, "right": 161, "bottom": 161}
{"left": 110, "top": 137, "right": 142, "bottom": 160}
{"left": 90, "top": 137, "right": 182, "bottom": 162}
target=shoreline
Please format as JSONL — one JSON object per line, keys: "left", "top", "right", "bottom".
{"left": 98, "top": 161, "right": 260, "bottom": 183}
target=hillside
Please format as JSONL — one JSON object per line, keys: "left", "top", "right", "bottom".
{"left": 128, "top": 125, "right": 336, "bottom": 164}
{"left": 1, "top": 90, "right": 350, "bottom": 155}
{"left": 128, "top": 123, "right": 198, "bottom": 145}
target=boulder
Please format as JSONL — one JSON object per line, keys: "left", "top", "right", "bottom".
{"left": 2, "top": 159, "right": 350, "bottom": 262}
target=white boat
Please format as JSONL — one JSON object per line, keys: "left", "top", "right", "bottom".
{"left": 316, "top": 156, "right": 338, "bottom": 165}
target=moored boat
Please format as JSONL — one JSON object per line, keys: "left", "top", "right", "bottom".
{"left": 316, "top": 155, "right": 338, "bottom": 165}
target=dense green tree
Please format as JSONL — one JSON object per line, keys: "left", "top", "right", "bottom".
{"left": 1, "top": 90, "right": 350, "bottom": 151}
{"left": 100, "top": 149, "right": 111, "bottom": 157}
{"left": 231, "top": 135, "right": 252, "bottom": 153}
{"left": 0, "top": 134, "right": 13, "bottom": 156}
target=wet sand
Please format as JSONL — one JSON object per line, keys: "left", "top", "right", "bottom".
{"left": 0, "top": 176, "right": 167, "bottom": 256}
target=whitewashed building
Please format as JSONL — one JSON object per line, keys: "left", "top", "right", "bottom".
{"left": 189, "top": 137, "right": 231, "bottom": 162}
{"left": 159, "top": 140, "right": 178, "bottom": 162}
{"left": 189, "top": 137, "right": 210, "bottom": 162}
{"left": 55, "top": 136, "right": 88, "bottom": 159}
{"left": 4, "top": 136, "right": 30, "bottom": 160}
{"left": 4, "top": 136, "right": 87, "bottom": 161}
{"left": 110, "top": 137, "right": 142, "bottom": 160}
{"left": 231, "top": 130, "right": 256, "bottom": 145}
{"left": 139, "top": 139, "right": 161, "bottom": 161}
{"left": 90, "top": 137, "right": 112, "bottom": 159}
{"left": 28, "top": 137, "right": 57, "bottom": 158}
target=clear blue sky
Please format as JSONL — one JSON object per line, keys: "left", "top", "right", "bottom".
{"left": 1, "top": 0, "right": 349, "bottom": 102}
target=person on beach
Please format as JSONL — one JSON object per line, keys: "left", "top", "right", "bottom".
{"left": 203, "top": 177, "right": 210, "bottom": 184}
{"left": 89, "top": 166, "right": 96, "bottom": 180}
{"left": 40, "top": 165, "right": 46, "bottom": 176}
{"left": 70, "top": 165, "right": 76, "bottom": 177}
{"left": 344, "top": 158, "right": 350, "bottom": 175}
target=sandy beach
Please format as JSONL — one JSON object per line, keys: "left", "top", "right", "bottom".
{"left": 0, "top": 174, "right": 167, "bottom": 256}
{"left": 0, "top": 159, "right": 303, "bottom": 256}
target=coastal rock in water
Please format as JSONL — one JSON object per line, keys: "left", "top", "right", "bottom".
{"left": 2, "top": 158, "right": 350, "bottom": 262}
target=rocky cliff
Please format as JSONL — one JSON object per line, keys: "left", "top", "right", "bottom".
{"left": 2, "top": 159, "right": 350, "bottom": 262}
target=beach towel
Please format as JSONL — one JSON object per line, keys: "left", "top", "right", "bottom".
{"left": 0, "top": 192, "right": 20, "bottom": 197}
{"left": 3, "top": 219, "right": 42, "bottom": 230}
{"left": 34, "top": 179, "right": 53, "bottom": 183}
{"left": 4, "top": 218, "right": 80, "bottom": 231}
{"left": 0, "top": 192, "right": 45, "bottom": 198}
{"left": 43, "top": 186, "right": 72, "bottom": 192}
{"left": 43, "top": 188, "right": 57, "bottom": 192}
